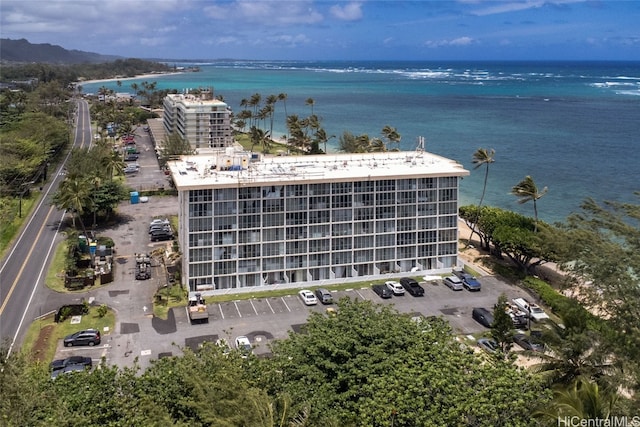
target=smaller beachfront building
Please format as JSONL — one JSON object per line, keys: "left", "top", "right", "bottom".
{"left": 167, "top": 149, "right": 470, "bottom": 295}
{"left": 162, "top": 88, "right": 233, "bottom": 150}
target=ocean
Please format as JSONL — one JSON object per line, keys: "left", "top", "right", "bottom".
{"left": 82, "top": 60, "right": 640, "bottom": 224}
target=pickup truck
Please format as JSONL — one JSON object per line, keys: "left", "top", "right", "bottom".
{"left": 512, "top": 297, "right": 549, "bottom": 322}
{"left": 400, "top": 277, "right": 425, "bottom": 297}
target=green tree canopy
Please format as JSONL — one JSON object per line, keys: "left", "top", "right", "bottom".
{"left": 261, "top": 299, "right": 549, "bottom": 426}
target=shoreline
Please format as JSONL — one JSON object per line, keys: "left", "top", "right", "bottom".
{"left": 76, "top": 71, "right": 184, "bottom": 87}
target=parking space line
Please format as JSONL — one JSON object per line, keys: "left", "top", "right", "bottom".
{"left": 218, "top": 304, "right": 225, "bottom": 320}
{"left": 281, "top": 297, "right": 291, "bottom": 312}
{"left": 265, "top": 298, "right": 275, "bottom": 314}
{"left": 234, "top": 301, "right": 242, "bottom": 318}
{"left": 354, "top": 289, "right": 366, "bottom": 300}
{"left": 249, "top": 299, "right": 258, "bottom": 315}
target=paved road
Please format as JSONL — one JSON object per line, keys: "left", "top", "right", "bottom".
{"left": 0, "top": 99, "right": 92, "bottom": 354}
{"left": 4, "top": 100, "right": 535, "bottom": 368}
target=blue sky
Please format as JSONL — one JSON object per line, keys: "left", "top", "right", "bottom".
{"left": 1, "top": 0, "right": 639, "bottom": 61}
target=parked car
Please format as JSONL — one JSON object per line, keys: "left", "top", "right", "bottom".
{"left": 149, "top": 224, "right": 172, "bottom": 234}
{"left": 63, "top": 329, "right": 101, "bottom": 347}
{"left": 298, "top": 289, "right": 318, "bottom": 305}
{"left": 50, "top": 356, "right": 92, "bottom": 371}
{"left": 50, "top": 364, "right": 88, "bottom": 380}
{"left": 461, "top": 274, "right": 482, "bottom": 291}
{"left": 372, "top": 284, "right": 393, "bottom": 299}
{"left": 513, "top": 333, "right": 545, "bottom": 352}
{"left": 150, "top": 229, "right": 173, "bottom": 242}
{"left": 314, "top": 288, "right": 333, "bottom": 304}
{"left": 124, "top": 154, "right": 139, "bottom": 161}
{"left": 400, "top": 277, "right": 424, "bottom": 297}
{"left": 385, "top": 281, "right": 405, "bottom": 296}
{"left": 234, "top": 336, "right": 252, "bottom": 357}
{"left": 149, "top": 218, "right": 170, "bottom": 229}
{"left": 505, "top": 304, "right": 529, "bottom": 329}
{"left": 123, "top": 166, "right": 138, "bottom": 174}
{"left": 453, "top": 269, "right": 482, "bottom": 291}
{"left": 472, "top": 307, "right": 494, "bottom": 328}
{"left": 443, "top": 275, "right": 464, "bottom": 291}
{"left": 512, "top": 298, "right": 550, "bottom": 322}
{"left": 477, "top": 338, "right": 499, "bottom": 354}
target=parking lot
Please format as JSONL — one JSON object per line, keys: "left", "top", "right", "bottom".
{"left": 170, "top": 274, "right": 534, "bottom": 357}
{"left": 50, "top": 127, "right": 536, "bottom": 368}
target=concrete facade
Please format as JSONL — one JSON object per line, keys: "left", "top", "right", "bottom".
{"left": 168, "top": 149, "right": 470, "bottom": 295}
{"left": 162, "top": 89, "right": 233, "bottom": 150}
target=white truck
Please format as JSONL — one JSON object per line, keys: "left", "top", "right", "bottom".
{"left": 187, "top": 293, "right": 209, "bottom": 323}
{"left": 512, "top": 297, "right": 550, "bottom": 322}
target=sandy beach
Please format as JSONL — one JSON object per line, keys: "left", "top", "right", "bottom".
{"left": 76, "top": 71, "right": 184, "bottom": 87}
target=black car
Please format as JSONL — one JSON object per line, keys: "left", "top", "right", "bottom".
{"left": 50, "top": 356, "right": 93, "bottom": 371}
{"left": 372, "top": 284, "right": 393, "bottom": 299}
{"left": 50, "top": 364, "right": 88, "bottom": 380}
{"left": 472, "top": 307, "right": 494, "bottom": 328}
{"left": 150, "top": 229, "right": 173, "bottom": 242}
{"left": 125, "top": 154, "right": 139, "bottom": 161}
{"left": 63, "top": 329, "right": 101, "bottom": 347}
{"left": 400, "top": 277, "right": 425, "bottom": 297}
{"left": 513, "top": 333, "right": 545, "bottom": 352}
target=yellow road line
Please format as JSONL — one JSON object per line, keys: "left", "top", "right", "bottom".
{"left": 0, "top": 205, "right": 56, "bottom": 315}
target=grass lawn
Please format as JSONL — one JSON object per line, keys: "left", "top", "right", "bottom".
{"left": 0, "top": 193, "right": 39, "bottom": 258}
{"left": 22, "top": 306, "right": 115, "bottom": 364}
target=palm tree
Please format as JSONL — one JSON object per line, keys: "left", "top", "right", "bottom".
{"left": 277, "top": 93, "right": 288, "bottom": 139}
{"left": 467, "top": 148, "right": 495, "bottom": 246}
{"left": 305, "top": 97, "right": 315, "bottom": 115}
{"left": 534, "top": 377, "right": 619, "bottom": 422}
{"left": 511, "top": 175, "right": 547, "bottom": 232}
{"left": 53, "top": 177, "right": 92, "bottom": 237}
{"left": 381, "top": 125, "right": 401, "bottom": 151}
{"left": 530, "top": 309, "right": 618, "bottom": 388}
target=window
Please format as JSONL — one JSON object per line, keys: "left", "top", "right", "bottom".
{"left": 189, "top": 189, "right": 213, "bottom": 202}
{"left": 189, "top": 217, "right": 212, "bottom": 232}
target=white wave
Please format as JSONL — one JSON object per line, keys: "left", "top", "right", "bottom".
{"left": 615, "top": 89, "right": 640, "bottom": 96}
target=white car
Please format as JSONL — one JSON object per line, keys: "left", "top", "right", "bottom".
{"left": 298, "top": 289, "right": 318, "bottom": 305}
{"left": 234, "top": 336, "right": 252, "bottom": 357}
{"left": 385, "top": 281, "right": 405, "bottom": 295}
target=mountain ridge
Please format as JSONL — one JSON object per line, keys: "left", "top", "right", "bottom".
{"left": 0, "top": 38, "right": 122, "bottom": 64}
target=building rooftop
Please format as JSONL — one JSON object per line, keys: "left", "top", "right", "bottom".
{"left": 168, "top": 149, "right": 469, "bottom": 189}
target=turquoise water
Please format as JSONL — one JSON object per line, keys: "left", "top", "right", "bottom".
{"left": 83, "top": 60, "right": 640, "bottom": 224}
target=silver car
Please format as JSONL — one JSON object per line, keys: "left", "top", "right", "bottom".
{"left": 443, "top": 275, "right": 464, "bottom": 291}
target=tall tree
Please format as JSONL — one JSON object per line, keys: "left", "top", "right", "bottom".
{"left": 511, "top": 175, "right": 547, "bottom": 232}
{"left": 305, "top": 97, "right": 315, "bottom": 115}
{"left": 491, "top": 293, "right": 514, "bottom": 356}
{"left": 277, "top": 93, "right": 288, "bottom": 140}
{"left": 381, "top": 125, "right": 401, "bottom": 151}
{"left": 560, "top": 194, "right": 640, "bottom": 392}
{"left": 468, "top": 148, "right": 495, "bottom": 246}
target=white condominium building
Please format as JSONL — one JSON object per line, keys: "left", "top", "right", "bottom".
{"left": 167, "top": 149, "right": 469, "bottom": 295}
{"left": 162, "top": 89, "right": 233, "bottom": 150}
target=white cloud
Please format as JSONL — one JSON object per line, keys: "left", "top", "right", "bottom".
{"left": 468, "top": 0, "right": 584, "bottom": 16}
{"left": 204, "top": 1, "right": 323, "bottom": 25}
{"left": 424, "top": 36, "right": 476, "bottom": 48}
{"left": 329, "top": 2, "right": 363, "bottom": 21}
